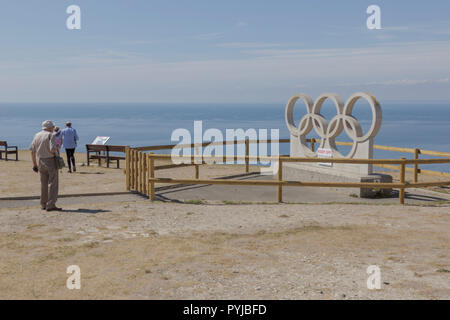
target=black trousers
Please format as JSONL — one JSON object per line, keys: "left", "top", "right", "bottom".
{"left": 65, "top": 148, "right": 76, "bottom": 170}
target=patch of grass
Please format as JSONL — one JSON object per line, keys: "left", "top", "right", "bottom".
{"left": 436, "top": 268, "right": 450, "bottom": 273}
{"left": 36, "top": 253, "right": 58, "bottom": 264}
{"left": 56, "top": 246, "right": 77, "bottom": 258}
{"left": 411, "top": 200, "right": 450, "bottom": 207}
{"left": 128, "top": 217, "right": 143, "bottom": 223}
{"left": 184, "top": 199, "right": 205, "bottom": 205}
{"left": 82, "top": 241, "right": 100, "bottom": 249}
{"left": 27, "top": 224, "right": 46, "bottom": 230}
{"left": 221, "top": 200, "right": 253, "bottom": 205}
{"left": 279, "top": 214, "right": 290, "bottom": 218}
{"left": 147, "top": 230, "right": 158, "bottom": 236}
{"left": 349, "top": 194, "right": 359, "bottom": 198}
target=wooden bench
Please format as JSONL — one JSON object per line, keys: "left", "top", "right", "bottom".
{"left": 86, "top": 144, "right": 127, "bottom": 168}
{"left": 0, "top": 141, "right": 18, "bottom": 161}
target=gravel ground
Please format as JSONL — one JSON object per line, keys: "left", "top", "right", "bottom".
{"left": 0, "top": 199, "right": 449, "bottom": 299}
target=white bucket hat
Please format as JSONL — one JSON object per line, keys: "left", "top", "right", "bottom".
{"left": 42, "top": 120, "right": 55, "bottom": 129}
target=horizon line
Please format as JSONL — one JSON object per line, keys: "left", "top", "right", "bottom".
{"left": 1, "top": 99, "right": 450, "bottom": 105}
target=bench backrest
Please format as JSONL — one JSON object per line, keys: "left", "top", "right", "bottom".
{"left": 86, "top": 144, "right": 107, "bottom": 152}
{"left": 0, "top": 141, "right": 7, "bottom": 147}
{"left": 106, "top": 145, "right": 126, "bottom": 152}
{"left": 86, "top": 144, "right": 127, "bottom": 153}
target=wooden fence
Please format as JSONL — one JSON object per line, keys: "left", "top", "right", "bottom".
{"left": 125, "top": 139, "right": 450, "bottom": 205}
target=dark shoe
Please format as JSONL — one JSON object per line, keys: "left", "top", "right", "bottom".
{"left": 73, "top": 167, "right": 76, "bottom": 172}
{"left": 46, "top": 207, "right": 63, "bottom": 212}
{"left": 68, "top": 170, "right": 72, "bottom": 173}
{"left": 41, "top": 207, "right": 46, "bottom": 210}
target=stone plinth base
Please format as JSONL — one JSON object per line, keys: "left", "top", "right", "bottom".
{"left": 282, "top": 163, "right": 393, "bottom": 198}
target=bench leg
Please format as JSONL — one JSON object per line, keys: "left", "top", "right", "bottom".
{"left": 117, "top": 159, "right": 120, "bottom": 169}
{"left": 16, "top": 151, "right": 18, "bottom": 161}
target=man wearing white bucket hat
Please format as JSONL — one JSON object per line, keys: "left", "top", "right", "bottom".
{"left": 30, "top": 120, "right": 62, "bottom": 211}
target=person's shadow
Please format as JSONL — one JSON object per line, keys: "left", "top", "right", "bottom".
{"left": 76, "top": 172, "right": 105, "bottom": 175}
{"left": 61, "top": 208, "right": 111, "bottom": 214}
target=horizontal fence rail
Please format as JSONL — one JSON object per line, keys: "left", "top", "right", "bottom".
{"left": 132, "top": 138, "right": 450, "bottom": 181}
{"left": 125, "top": 139, "right": 450, "bottom": 205}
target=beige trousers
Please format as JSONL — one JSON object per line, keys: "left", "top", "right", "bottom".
{"left": 39, "top": 157, "right": 59, "bottom": 209}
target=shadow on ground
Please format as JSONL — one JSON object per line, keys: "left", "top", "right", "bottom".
{"left": 61, "top": 208, "right": 111, "bottom": 214}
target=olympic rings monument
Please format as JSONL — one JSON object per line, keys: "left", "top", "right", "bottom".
{"left": 284, "top": 92, "right": 392, "bottom": 198}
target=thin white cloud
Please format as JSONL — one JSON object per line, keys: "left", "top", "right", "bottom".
{"left": 375, "top": 34, "right": 396, "bottom": 41}
{"left": 340, "top": 78, "right": 450, "bottom": 87}
{"left": 1, "top": 40, "right": 450, "bottom": 102}
{"left": 122, "top": 40, "right": 154, "bottom": 45}
{"left": 382, "top": 26, "right": 410, "bottom": 32}
{"left": 192, "top": 33, "right": 224, "bottom": 40}
{"left": 217, "top": 42, "right": 283, "bottom": 48}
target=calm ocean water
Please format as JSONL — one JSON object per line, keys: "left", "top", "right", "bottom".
{"left": 0, "top": 102, "right": 449, "bottom": 172}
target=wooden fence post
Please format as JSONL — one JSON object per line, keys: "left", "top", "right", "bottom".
{"left": 134, "top": 150, "right": 138, "bottom": 191}
{"left": 146, "top": 153, "right": 150, "bottom": 197}
{"left": 125, "top": 147, "right": 131, "bottom": 190}
{"left": 223, "top": 141, "right": 226, "bottom": 164}
{"left": 399, "top": 157, "right": 406, "bottom": 205}
{"left": 130, "top": 149, "right": 134, "bottom": 190}
{"left": 277, "top": 158, "right": 283, "bottom": 203}
{"left": 141, "top": 152, "right": 146, "bottom": 194}
{"left": 143, "top": 152, "right": 147, "bottom": 194}
{"left": 311, "top": 138, "right": 315, "bottom": 152}
{"left": 149, "top": 153, "right": 155, "bottom": 200}
{"left": 138, "top": 151, "right": 142, "bottom": 192}
{"left": 245, "top": 138, "right": 250, "bottom": 173}
{"left": 414, "top": 148, "right": 420, "bottom": 183}
{"left": 194, "top": 145, "right": 200, "bottom": 179}
{"left": 138, "top": 152, "right": 142, "bottom": 193}
{"left": 195, "top": 164, "right": 200, "bottom": 179}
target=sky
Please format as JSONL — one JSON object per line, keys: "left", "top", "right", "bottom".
{"left": 0, "top": 0, "right": 450, "bottom": 103}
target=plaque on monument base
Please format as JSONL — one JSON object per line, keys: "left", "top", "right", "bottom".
{"left": 282, "top": 162, "right": 393, "bottom": 198}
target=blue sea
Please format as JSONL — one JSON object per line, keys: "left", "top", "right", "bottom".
{"left": 0, "top": 102, "right": 449, "bottom": 172}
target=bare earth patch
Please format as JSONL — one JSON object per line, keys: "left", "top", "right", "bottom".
{"left": 0, "top": 200, "right": 449, "bottom": 299}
